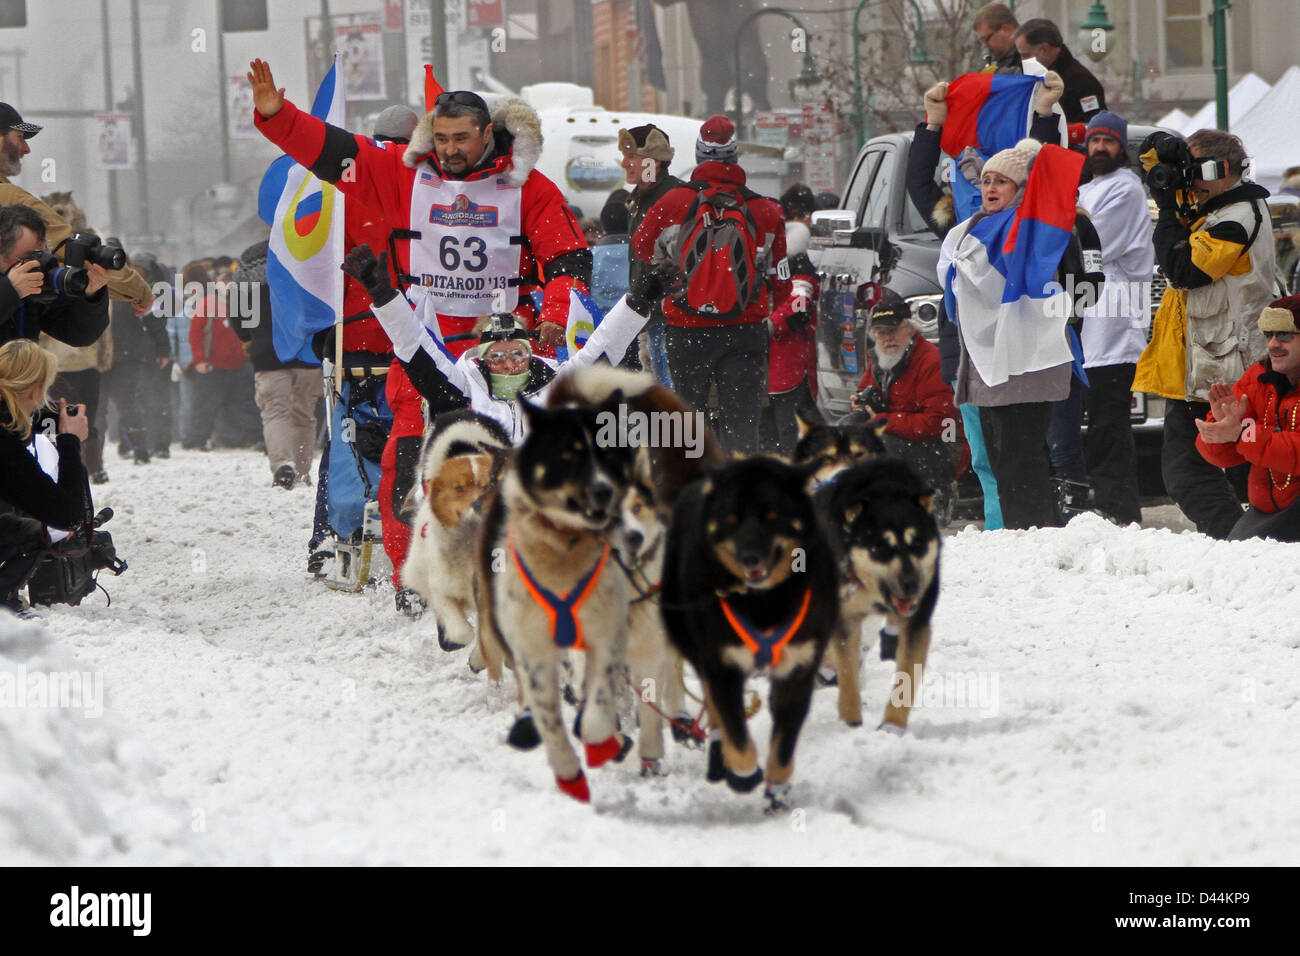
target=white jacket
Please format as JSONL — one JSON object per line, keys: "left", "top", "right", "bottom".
{"left": 1077, "top": 168, "right": 1155, "bottom": 368}
{"left": 372, "top": 292, "right": 649, "bottom": 442}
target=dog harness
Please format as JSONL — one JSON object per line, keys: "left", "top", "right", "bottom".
{"left": 509, "top": 531, "right": 610, "bottom": 651}
{"left": 719, "top": 588, "right": 812, "bottom": 669}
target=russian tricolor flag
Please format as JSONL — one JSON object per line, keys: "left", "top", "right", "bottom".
{"left": 258, "top": 55, "right": 346, "bottom": 364}
{"left": 943, "top": 144, "right": 1085, "bottom": 388}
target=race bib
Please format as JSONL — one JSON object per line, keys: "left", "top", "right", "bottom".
{"left": 407, "top": 169, "right": 523, "bottom": 318}
{"left": 1080, "top": 95, "right": 1101, "bottom": 113}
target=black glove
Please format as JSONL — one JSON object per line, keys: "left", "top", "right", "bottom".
{"left": 786, "top": 309, "right": 810, "bottom": 333}
{"left": 626, "top": 262, "right": 682, "bottom": 316}
{"left": 341, "top": 244, "right": 396, "bottom": 307}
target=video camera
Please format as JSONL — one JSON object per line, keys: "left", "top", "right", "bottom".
{"left": 1140, "top": 131, "right": 1228, "bottom": 192}
{"left": 27, "top": 507, "right": 128, "bottom": 607}
{"left": 59, "top": 232, "right": 127, "bottom": 271}
{"left": 19, "top": 249, "right": 89, "bottom": 301}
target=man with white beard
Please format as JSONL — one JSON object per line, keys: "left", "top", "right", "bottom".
{"left": 850, "top": 292, "right": 967, "bottom": 520}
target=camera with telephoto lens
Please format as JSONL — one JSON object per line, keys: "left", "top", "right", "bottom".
{"left": 20, "top": 249, "right": 88, "bottom": 301}
{"left": 1140, "top": 131, "right": 1227, "bottom": 192}
{"left": 60, "top": 232, "right": 127, "bottom": 271}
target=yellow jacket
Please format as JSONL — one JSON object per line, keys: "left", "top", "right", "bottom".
{"left": 1133, "top": 183, "right": 1277, "bottom": 402}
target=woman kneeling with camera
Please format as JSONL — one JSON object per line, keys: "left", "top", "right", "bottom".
{"left": 0, "top": 338, "right": 91, "bottom": 617}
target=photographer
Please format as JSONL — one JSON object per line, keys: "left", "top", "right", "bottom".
{"left": 1133, "top": 130, "right": 1278, "bottom": 538}
{"left": 0, "top": 339, "right": 90, "bottom": 617}
{"left": 0, "top": 204, "right": 110, "bottom": 349}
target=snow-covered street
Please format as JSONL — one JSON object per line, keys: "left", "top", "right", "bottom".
{"left": 4, "top": 446, "right": 1298, "bottom": 865}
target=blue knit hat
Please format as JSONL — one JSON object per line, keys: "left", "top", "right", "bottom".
{"left": 1085, "top": 110, "right": 1127, "bottom": 146}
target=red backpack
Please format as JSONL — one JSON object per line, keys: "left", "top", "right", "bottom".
{"left": 669, "top": 181, "right": 765, "bottom": 321}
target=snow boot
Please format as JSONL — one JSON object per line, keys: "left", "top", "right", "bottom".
{"left": 584, "top": 733, "right": 630, "bottom": 769}
{"left": 556, "top": 772, "right": 590, "bottom": 803}
{"left": 879, "top": 624, "right": 899, "bottom": 661}
{"left": 507, "top": 708, "right": 541, "bottom": 750}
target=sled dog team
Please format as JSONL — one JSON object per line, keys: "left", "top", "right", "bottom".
{"left": 401, "top": 365, "right": 941, "bottom": 811}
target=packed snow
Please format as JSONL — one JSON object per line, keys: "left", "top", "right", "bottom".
{"left": 5, "top": 446, "right": 1297, "bottom": 865}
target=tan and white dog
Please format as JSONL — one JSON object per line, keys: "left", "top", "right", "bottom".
{"left": 618, "top": 450, "right": 692, "bottom": 776}
{"left": 401, "top": 410, "right": 511, "bottom": 654}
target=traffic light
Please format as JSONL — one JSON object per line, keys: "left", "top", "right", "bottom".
{"left": 221, "top": 0, "right": 268, "bottom": 32}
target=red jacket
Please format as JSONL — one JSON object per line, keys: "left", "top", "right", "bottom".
{"left": 190, "top": 292, "right": 248, "bottom": 370}
{"left": 631, "top": 161, "right": 789, "bottom": 328}
{"left": 858, "top": 334, "right": 970, "bottom": 474}
{"left": 254, "top": 99, "right": 588, "bottom": 356}
{"left": 767, "top": 256, "right": 818, "bottom": 396}
{"left": 1197, "top": 361, "right": 1300, "bottom": 513}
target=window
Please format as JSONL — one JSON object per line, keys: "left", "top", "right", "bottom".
{"left": 844, "top": 151, "right": 881, "bottom": 223}
{"left": 860, "top": 149, "right": 895, "bottom": 229}
{"left": 903, "top": 152, "right": 947, "bottom": 235}
{"left": 1164, "top": 0, "right": 1205, "bottom": 70}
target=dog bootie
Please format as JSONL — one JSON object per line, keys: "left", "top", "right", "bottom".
{"left": 816, "top": 663, "right": 838, "bottom": 687}
{"left": 435, "top": 619, "right": 465, "bottom": 650}
{"left": 879, "top": 624, "right": 899, "bottom": 661}
{"left": 556, "top": 772, "right": 590, "bottom": 803}
{"left": 706, "top": 736, "right": 725, "bottom": 783}
{"left": 507, "top": 709, "right": 541, "bottom": 750}
{"left": 584, "top": 734, "right": 626, "bottom": 768}
{"left": 725, "top": 765, "right": 764, "bottom": 794}
{"left": 878, "top": 721, "right": 906, "bottom": 737}
{"left": 640, "top": 757, "right": 666, "bottom": 777}
{"left": 764, "top": 781, "right": 793, "bottom": 814}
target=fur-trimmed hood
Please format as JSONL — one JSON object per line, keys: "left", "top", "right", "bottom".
{"left": 404, "top": 96, "right": 543, "bottom": 188}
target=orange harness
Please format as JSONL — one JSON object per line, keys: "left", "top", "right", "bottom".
{"left": 719, "top": 589, "right": 812, "bottom": 669}
{"left": 509, "top": 530, "right": 610, "bottom": 651}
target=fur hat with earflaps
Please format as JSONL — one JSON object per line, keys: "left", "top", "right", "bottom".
{"left": 1259, "top": 296, "right": 1300, "bottom": 334}
{"left": 619, "top": 124, "right": 674, "bottom": 164}
{"left": 404, "top": 95, "right": 542, "bottom": 189}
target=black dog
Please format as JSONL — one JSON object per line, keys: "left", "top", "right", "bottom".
{"left": 818, "top": 458, "right": 940, "bottom": 733}
{"left": 792, "top": 410, "right": 886, "bottom": 488}
{"left": 660, "top": 456, "right": 839, "bottom": 812}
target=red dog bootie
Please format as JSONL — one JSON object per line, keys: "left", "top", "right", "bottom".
{"left": 584, "top": 734, "right": 625, "bottom": 768}
{"left": 556, "top": 772, "right": 590, "bottom": 803}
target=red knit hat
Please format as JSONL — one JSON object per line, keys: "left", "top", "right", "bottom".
{"left": 696, "top": 114, "right": 739, "bottom": 164}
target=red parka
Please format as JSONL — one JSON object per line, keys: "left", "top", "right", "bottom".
{"left": 858, "top": 333, "right": 970, "bottom": 475}
{"left": 631, "top": 161, "right": 789, "bottom": 328}
{"left": 1197, "top": 360, "right": 1300, "bottom": 513}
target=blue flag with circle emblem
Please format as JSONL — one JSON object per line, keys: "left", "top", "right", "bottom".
{"left": 258, "top": 54, "right": 345, "bottom": 364}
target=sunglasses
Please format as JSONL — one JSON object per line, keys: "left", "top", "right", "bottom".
{"left": 435, "top": 91, "right": 488, "bottom": 111}
{"left": 484, "top": 348, "right": 529, "bottom": 363}
{"left": 1266, "top": 331, "right": 1296, "bottom": 343}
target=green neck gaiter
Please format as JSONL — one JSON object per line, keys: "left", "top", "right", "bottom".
{"left": 490, "top": 370, "right": 531, "bottom": 401}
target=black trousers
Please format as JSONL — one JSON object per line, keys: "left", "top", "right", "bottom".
{"left": 979, "top": 402, "right": 1056, "bottom": 529}
{"left": 765, "top": 380, "right": 823, "bottom": 456}
{"left": 50, "top": 369, "right": 104, "bottom": 474}
{"left": 0, "top": 512, "right": 46, "bottom": 599}
{"left": 665, "top": 323, "right": 768, "bottom": 455}
{"left": 1228, "top": 502, "right": 1300, "bottom": 542}
{"left": 1162, "top": 399, "right": 1246, "bottom": 539}
{"left": 1084, "top": 363, "right": 1142, "bottom": 525}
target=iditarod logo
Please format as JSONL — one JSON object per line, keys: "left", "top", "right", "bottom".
{"left": 429, "top": 193, "right": 498, "bottom": 228}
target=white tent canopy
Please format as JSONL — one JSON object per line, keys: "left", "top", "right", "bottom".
{"left": 1155, "top": 107, "right": 1191, "bottom": 131}
{"left": 1179, "top": 72, "right": 1272, "bottom": 135}
{"left": 1231, "top": 65, "right": 1300, "bottom": 190}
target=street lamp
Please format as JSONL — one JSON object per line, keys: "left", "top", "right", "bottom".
{"left": 789, "top": 51, "right": 821, "bottom": 102}
{"left": 731, "top": 7, "right": 815, "bottom": 135}
{"left": 1078, "top": 0, "right": 1115, "bottom": 63}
